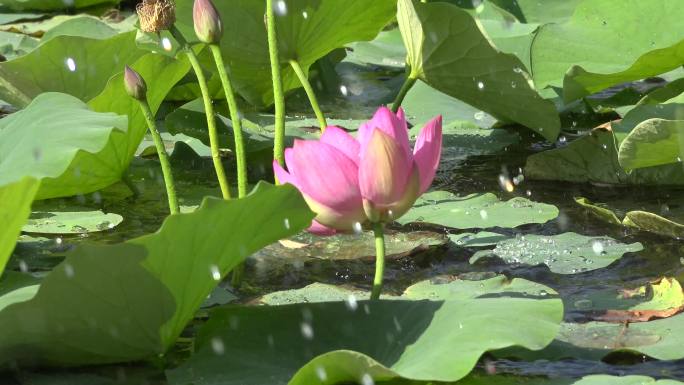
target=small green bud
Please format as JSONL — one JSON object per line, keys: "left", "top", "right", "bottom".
{"left": 124, "top": 66, "right": 148, "bottom": 101}
{"left": 193, "top": 0, "right": 223, "bottom": 44}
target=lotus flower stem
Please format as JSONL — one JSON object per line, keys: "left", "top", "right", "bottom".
{"left": 289, "top": 59, "right": 328, "bottom": 131}
{"left": 170, "top": 25, "right": 231, "bottom": 199}
{"left": 371, "top": 222, "right": 386, "bottom": 300}
{"left": 210, "top": 44, "right": 248, "bottom": 199}
{"left": 391, "top": 74, "right": 417, "bottom": 113}
{"left": 139, "top": 100, "right": 180, "bottom": 215}
{"left": 266, "top": 0, "right": 286, "bottom": 170}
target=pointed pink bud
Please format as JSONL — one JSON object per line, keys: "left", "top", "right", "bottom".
{"left": 359, "top": 128, "right": 413, "bottom": 210}
{"left": 413, "top": 115, "right": 443, "bottom": 194}
{"left": 124, "top": 65, "right": 147, "bottom": 101}
{"left": 193, "top": 0, "right": 223, "bottom": 44}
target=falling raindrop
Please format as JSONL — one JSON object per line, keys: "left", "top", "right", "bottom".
{"left": 352, "top": 222, "right": 363, "bottom": 234}
{"left": 360, "top": 374, "right": 375, "bottom": 385}
{"left": 477, "top": 81, "right": 484, "bottom": 90}
{"left": 591, "top": 241, "right": 604, "bottom": 255}
{"left": 211, "top": 337, "right": 225, "bottom": 355}
{"left": 315, "top": 366, "right": 327, "bottom": 381}
{"left": 66, "top": 57, "right": 77, "bottom": 72}
{"left": 210, "top": 265, "right": 221, "bottom": 281}
{"left": 340, "top": 85, "right": 349, "bottom": 96}
{"left": 345, "top": 294, "right": 358, "bottom": 311}
{"left": 284, "top": 218, "right": 290, "bottom": 229}
{"left": 161, "top": 37, "right": 173, "bottom": 51}
{"left": 479, "top": 210, "right": 488, "bottom": 220}
{"left": 64, "top": 263, "right": 75, "bottom": 278}
{"left": 275, "top": 0, "right": 287, "bottom": 15}
{"left": 302, "top": 11, "right": 308, "bottom": 19}
{"left": 18, "top": 260, "right": 28, "bottom": 273}
{"left": 300, "top": 322, "right": 314, "bottom": 340}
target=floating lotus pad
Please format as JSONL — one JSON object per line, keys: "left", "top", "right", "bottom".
{"left": 398, "top": 191, "right": 559, "bottom": 229}
{"left": 470, "top": 232, "right": 643, "bottom": 274}
{"left": 22, "top": 209, "right": 123, "bottom": 235}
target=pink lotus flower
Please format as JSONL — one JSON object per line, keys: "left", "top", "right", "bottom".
{"left": 273, "top": 107, "right": 442, "bottom": 234}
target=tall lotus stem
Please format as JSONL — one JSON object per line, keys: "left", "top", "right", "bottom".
{"left": 371, "top": 222, "right": 386, "bottom": 300}
{"left": 290, "top": 59, "right": 327, "bottom": 131}
{"left": 391, "top": 74, "right": 417, "bottom": 113}
{"left": 124, "top": 66, "right": 179, "bottom": 215}
{"left": 266, "top": 0, "right": 286, "bottom": 170}
{"left": 169, "top": 25, "right": 232, "bottom": 200}
{"left": 193, "top": 0, "right": 248, "bottom": 199}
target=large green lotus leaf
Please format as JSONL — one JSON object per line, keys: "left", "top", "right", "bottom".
{"left": 0, "top": 31, "right": 144, "bottom": 107}
{"left": 345, "top": 29, "right": 406, "bottom": 69}
{"left": 0, "top": 0, "right": 118, "bottom": 11}
{"left": 0, "top": 183, "right": 314, "bottom": 366}
{"left": 0, "top": 12, "right": 44, "bottom": 25}
{"left": 532, "top": 0, "right": 684, "bottom": 92}
{"left": 397, "top": 0, "right": 559, "bottom": 141}
{"left": 504, "top": 311, "right": 684, "bottom": 362}
{"left": 40, "top": 15, "right": 119, "bottom": 41}
{"left": 167, "top": 279, "right": 561, "bottom": 385}
{"left": 174, "top": 0, "right": 396, "bottom": 107}
{"left": 0, "top": 30, "right": 38, "bottom": 60}
{"left": 469, "top": 232, "right": 643, "bottom": 274}
{"left": 563, "top": 39, "right": 684, "bottom": 103}
{"left": 0, "top": 177, "right": 40, "bottom": 277}
{"left": 618, "top": 119, "right": 684, "bottom": 170}
{"left": 524, "top": 129, "right": 684, "bottom": 185}
{"left": 402, "top": 80, "right": 497, "bottom": 129}
{"left": 0, "top": 92, "right": 130, "bottom": 200}
{"left": 397, "top": 191, "right": 558, "bottom": 229}
{"left": 89, "top": 52, "right": 191, "bottom": 161}
{"left": 489, "top": 0, "right": 580, "bottom": 23}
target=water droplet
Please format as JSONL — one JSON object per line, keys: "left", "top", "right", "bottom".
{"left": 477, "top": 81, "right": 484, "bottom": 90}
{"left": 66, "top": 57, "right": 76, "bottom": 72}
{"left": 345, "top": 294, "right": 358, "bottom": 311}
{"left": 210, "top": 265, "right": 221, "bottom": 281}
{"left": 360, "top": 373, "right": 375, "bottom": 385}
{"left": 18, "top": 260, "right": 28, "bottom": 273}
{"left": 211, "top": 337, "right": 225, "bottom": 355}
{"left": 474, "top": 111, "right": 486, "bottom": 121}
{"left": 161, "top": 37, "right": 173, "bottom": 51}
{"left": 591, "top": 241, "right": 604, "bottom": 255}
{"left": 274, "top": 0, "right": 287, "bottom": 16}
{"left": 300, "top": 322, "right": 314, "bottom": 340}
{"left": 284, "top": 218, "right": 290, "bottom": 229}
{"left": 479, "top": 210, "right": 488, "bottom": 220}
{"left": 302, "top": 11, "right": 308, "bottom": 19}
{"left": 339, "top": 84, "right": 348, "bottom": 96}
{"left": 315, "top": 366, "right": 327, "bottom": 381}
{"left": 64, "top": 263, "right": 75, "bottom": 278}
{"left": 352, "top": 222, "right": 363, "bottom": 234}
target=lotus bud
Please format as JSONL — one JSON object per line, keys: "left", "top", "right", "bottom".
{"left": 193, "top": 0, "right": 223, "bottom": 44}
{"left": 124, "top": 66, "right": 148, "bottom": 101}
{"left": 136, "top": 0, "right": 176, "bottom": 33}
